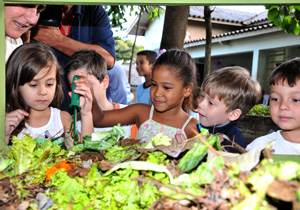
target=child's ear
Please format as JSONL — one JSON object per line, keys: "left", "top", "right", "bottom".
{"left": 183, "top": 83, "right": 194, "bottom": 97}
{"left": 228, "top": 109, "right": 242, "bottom": 121}
{"left": 149, "top": 63, "right": 154, "bottom": 70}
{"left": 102, "top": 75, "right": 109, "bottom": 89}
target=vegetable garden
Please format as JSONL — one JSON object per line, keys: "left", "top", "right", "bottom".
{"left": 1, "top": 125, "right": 300, "bottom": 210}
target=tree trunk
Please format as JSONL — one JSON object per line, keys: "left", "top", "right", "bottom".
{"left": 204, "top": 6, "right": 212, "bottom": 78}
{"left": 160, "top": 6, "right": 189, "bottom": 50}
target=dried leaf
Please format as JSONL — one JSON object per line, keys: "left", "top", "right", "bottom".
{"left": 121, "top": 134, "right": 225, "bottom": 158}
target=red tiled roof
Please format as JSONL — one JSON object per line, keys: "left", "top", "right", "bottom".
{"left": 184, "top": 23, "right": 275, "bottom": 44}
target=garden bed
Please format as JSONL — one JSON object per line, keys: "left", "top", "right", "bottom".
{"left": 1, "top": 127, "right": 300, "bottom": 210}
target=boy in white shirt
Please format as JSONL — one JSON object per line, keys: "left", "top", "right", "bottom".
{"left": 246, "top": 57, "right": 300, "bottom": 155}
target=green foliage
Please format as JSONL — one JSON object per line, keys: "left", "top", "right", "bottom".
{"left": 105, "top": 145, "right": 138, "bottom": 162}
{"left": 178, "top": 134, "right": 221, "bottom": 172}
{"left": 7, "top": 135, "right": 66, "bottom": 176}
{"left": 73, "top": 124, "right": 126, "bottom": 152}
{"left": 247, "top": 104, "right": 270, "bottom": 116}
{"left": 104, "top": 5, "right": 137, "bottom": 29}
{"left": 3, "top": 130, "right": 300, "bottom": 209}
{"left": 104, "top": 5, "right": 162, "bottom": 63}
{"left": 267, "top": 5, "right": 300, "bottom": 35}
{"left": 104, "top": 5, "right": 163, "bottom": 29}
{"left": 114, "top": 37, "right": 144, "bottom": 63}
{"left": 148, "top": 7, "right": 164, "bottom": 21}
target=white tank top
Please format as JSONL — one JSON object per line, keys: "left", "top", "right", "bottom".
{"left": 17, "top": 107, "right": 64, "bottom": 142}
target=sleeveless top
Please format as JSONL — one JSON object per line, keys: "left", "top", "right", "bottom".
{"left": 17, "top": 107, "right": 64, "bottom": 142}
{"left": 136, "top": 105, "right": 192, "bottom": 142}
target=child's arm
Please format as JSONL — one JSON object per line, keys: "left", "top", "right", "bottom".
{"left": 61, "top": 111, "right": 73, "bottom": 135}
{"left": 5, "top": 109, "right": 29, "bottom": 145}
{"left": 93, "top": 102, "right": 150, "bottom": 129}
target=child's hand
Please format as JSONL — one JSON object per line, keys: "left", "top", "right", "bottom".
{"left": 70, "top": 73, "right": 93, "bottom": 116}
{"left": 69, "top": 73, "right": 94, "bottom": 141}
{"left": 5, "top": 109, "right": 29, "bottom": 144}
{"left": 171, "top": 133, "right": 187, "bottom": 144}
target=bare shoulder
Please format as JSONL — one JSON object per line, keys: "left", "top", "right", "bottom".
{"left": 122, "top": 103, "right": 152, "bottom": 124}
{"left": 185, "top": 117, "right": 199, "bottom": 139}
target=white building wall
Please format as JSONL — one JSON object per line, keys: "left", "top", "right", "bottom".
{"left": 144, "top": 12, "right": 165, "bottom": 52}
{"left": 185, "top": 30, "right": 300, "bottom": 80}
{"left": 186, "top": 30, "right": 300, "bottom": 58}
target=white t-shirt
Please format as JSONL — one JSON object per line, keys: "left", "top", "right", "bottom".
{"left": 17, "top": 107, "right": 64, "bottom": 142}
{"left": 246, "top": 130, "right": 300, "bottom": 155}
{"left": 5, "top": 36, "right": 23, "bottom": 62}
{"left": 76, "top": 104, "right": 132, "bottom": 138}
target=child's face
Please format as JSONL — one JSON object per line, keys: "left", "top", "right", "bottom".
{"left": 19, "top": 66, "right": 56, "bottom": 112}
{"left": 136, "top": 55, "right": 153, "bottom": 77}
{"left": 270, "top": 80, "right": 300, "bottom": 132}
{"left": 197, "top": 91, "right": 231, "bottom": 127}
{"left": 150, "top": 65, "right": 192, "bottom": 112}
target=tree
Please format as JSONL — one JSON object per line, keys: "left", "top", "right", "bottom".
{"left": 105, "top": 5, "right": 163, "bottom": 29}
{"left": 114, "top": 37, "right": 143, "bottom": 64}
{"left": 104, "top": 5, "right": 137, "bottom": 30}
{"left": 267, "top": 5, "right": 300, "bottom": 35}
{"left": 160, "top": 6, "right": 189, "bottom": 50}
{"left": 204, "top": 6, "right": 213, "bottom": 78}
{"left": 105, "top": 5, "right": 163, "bottom": 84}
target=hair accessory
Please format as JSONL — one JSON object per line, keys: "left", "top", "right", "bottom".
{"left": 156, "top": 49, "right": 167, "bottom": 59}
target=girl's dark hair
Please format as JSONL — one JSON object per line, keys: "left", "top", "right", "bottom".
{"left": 153, "top": 49, "right": 197, "bottom": 111}
{"left": 65, "top": 49, "right": 107, "bottom": 82}
{"left": 269, "top": 57, "right": 300, "bottom": 87}
{"left": 137, "top": 50, "right": 158, "bottom": 64}
{"left": 6, "top": 42, "right": 63, "bottom": 136}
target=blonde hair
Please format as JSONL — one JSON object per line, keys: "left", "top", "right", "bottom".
{"left": 201, "top": 66, "right": 261, "bottom": 117}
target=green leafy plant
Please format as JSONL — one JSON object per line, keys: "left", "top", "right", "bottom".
{"left": 267, "top": 5, "right": 300, "bottom": 35}
{"left": 248, "top": 104, "right": 270, "bottom": 116}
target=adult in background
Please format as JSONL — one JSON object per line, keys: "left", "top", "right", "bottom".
{"left": 107, "top": 62, "right": 134, "bottom": 105}
{"left": 5, "top": 4, "right": 46, "bottom": 62}
{"left": 31, "top": 5, "right": 116, "bottom": 113}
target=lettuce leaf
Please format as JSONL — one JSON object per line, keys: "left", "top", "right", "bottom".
{"left": 105, "top": 145, "right": 138, "bottom": 162}
{"left": 8, "top": 135, "right": 37, "bottom": 175}
{"left": 74, "top": 124, "right": 126, "bottom": 152}
{"left": 142, "top": 133, "right": 172, "bottom": 149}
{"left": 0, "top": 157, "right": 14, "bottom": 172}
